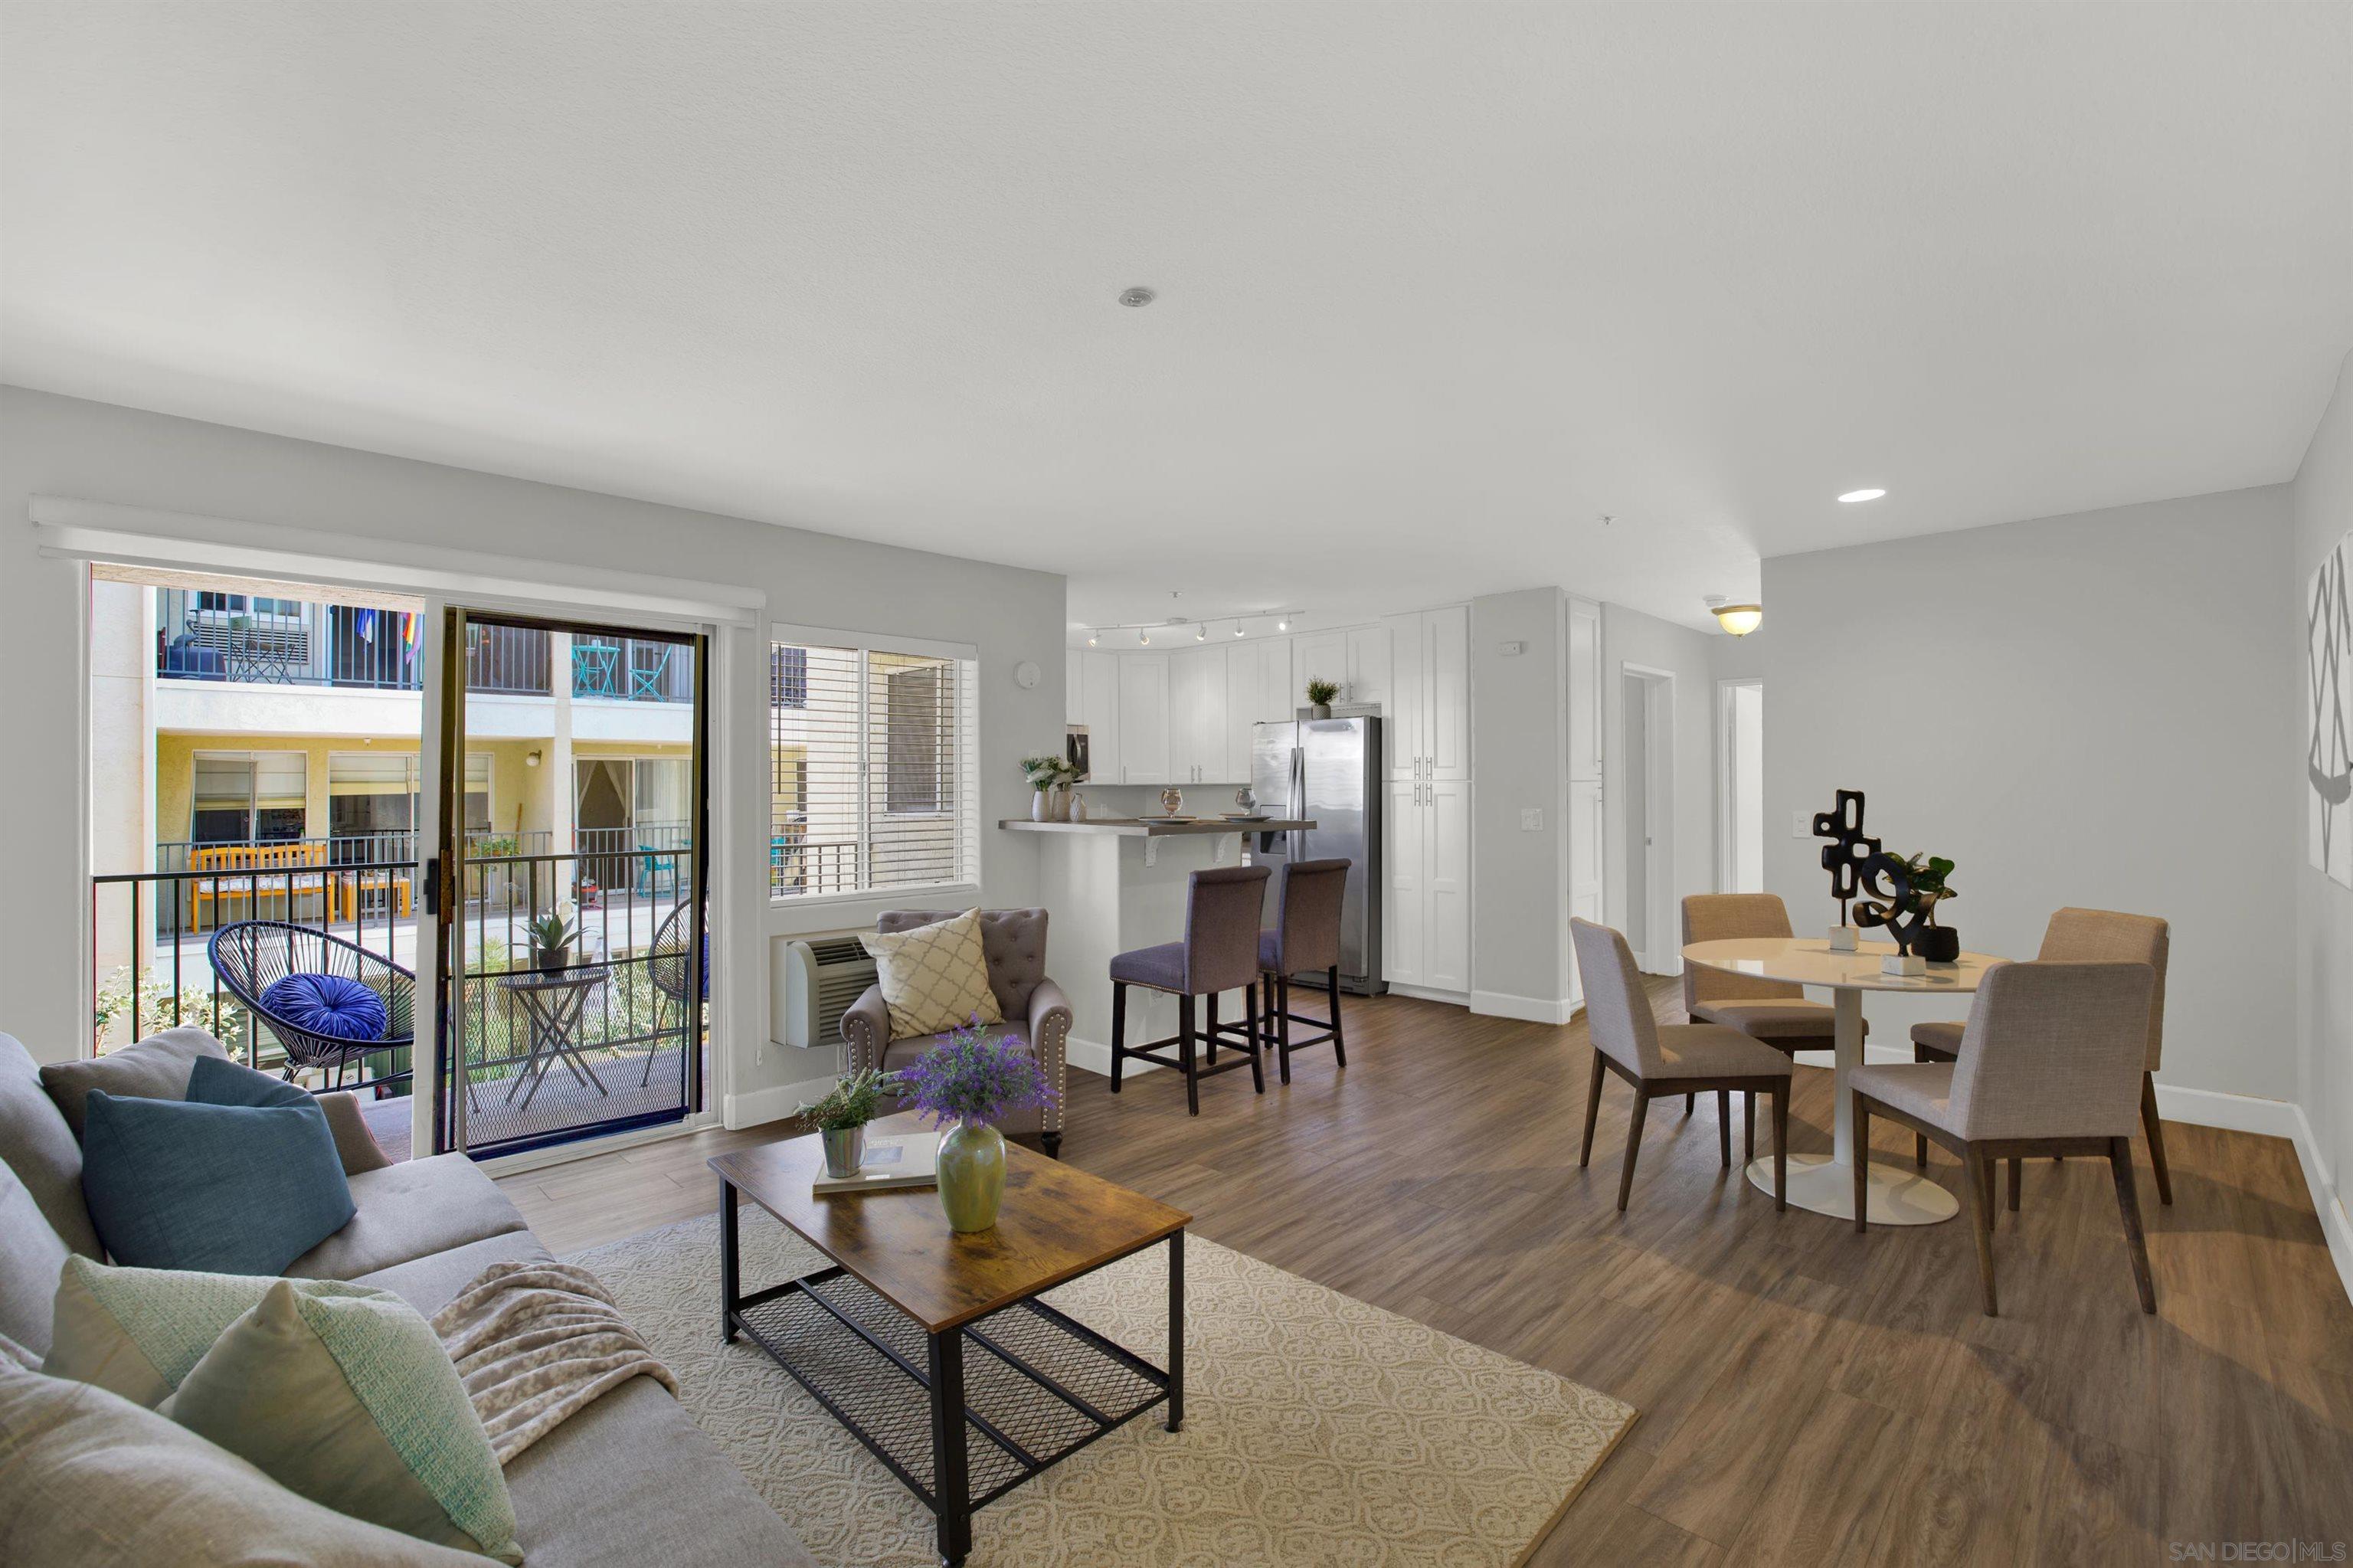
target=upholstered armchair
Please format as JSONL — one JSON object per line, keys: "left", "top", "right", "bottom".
{"left": 839, "top": 908, "right": 1072, "bottom": 1155}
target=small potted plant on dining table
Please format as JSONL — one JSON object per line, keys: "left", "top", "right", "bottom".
{"left": 897, "top": 1020, "right": 1059, "bottom": 1232}
{"left": 1900, "top": 853, "right": 1960, "bottom": 962}
{"left": 797, "top": 1067, "right": 895, "bottom": 1179}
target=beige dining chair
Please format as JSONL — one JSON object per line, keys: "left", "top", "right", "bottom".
{"left": 1680, "top": 893, "right": 1854, "bottom": 1139}
{"left": 1852, "top": 959, "right": 2158, "bottom": 1317}
{"left": 1909, "top": 908, "right": 2171, "bottom": 1208}
{"left": 1573, "top": 918, "right": 1792, "bottom": 1213}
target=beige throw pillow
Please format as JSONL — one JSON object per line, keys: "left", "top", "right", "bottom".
{"left": 860, "top": 911, "right": 1003, "bottom": 1039}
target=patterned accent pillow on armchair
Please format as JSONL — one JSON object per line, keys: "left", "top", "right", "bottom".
{"left": 859, "top": 910, "right": 1004, "bottom": 1039}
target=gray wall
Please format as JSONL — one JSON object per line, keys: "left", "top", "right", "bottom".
{"left": 2294, "top": 348, "right": 2353, "bottom": 1252}
{"left": 1759, "top": 484, "right": 2299, "bottom": 1101}
{"left": 1468, "top": 589, "right": 1568, "bottom": 1011}
{"left": 0, "top": 388, "right": 1067, "bottom": 1113}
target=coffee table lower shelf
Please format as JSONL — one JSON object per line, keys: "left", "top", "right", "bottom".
{"left": 723, "top": 1235, "right": 1183, "bottom": 1566}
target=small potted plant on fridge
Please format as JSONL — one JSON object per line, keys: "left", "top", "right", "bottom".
{"left": 896, "top": 1020, "right": 1059, "bottom": 1232}
{"left": 797, "top": 1067, "right": 895, "bottom": 1179}
{"left": 1305, "top": 679, "right": 1340, "bottom": 719}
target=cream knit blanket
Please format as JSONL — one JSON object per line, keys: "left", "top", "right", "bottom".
{"left": 430, "top": 1260, "right": 679, "bottom": 1465}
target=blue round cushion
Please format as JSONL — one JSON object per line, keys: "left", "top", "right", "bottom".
{"left": 260, "top": 972, "right": 388, "bottom": 1043}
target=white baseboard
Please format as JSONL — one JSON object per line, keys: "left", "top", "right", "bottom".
{"left": 1469, "top": 990, "right": 1578, "bottom": 1025}
{"left": 722, "top": 1072, "right": 843, "bottom": 1130}
{"left": 1065, "top": 1035, "right": 1160, "bottom": 1079}
{"left": 1388, "top": 983, "right": 1470, "bottom": 1007}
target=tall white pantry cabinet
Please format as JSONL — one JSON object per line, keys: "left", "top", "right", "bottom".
{"left": 1383, "top": 605, "right": 1471, "bottom": 995}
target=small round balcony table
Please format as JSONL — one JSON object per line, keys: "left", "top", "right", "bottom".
{"left": 496, "top": 965, "right": 612, "bottom": 1113}
{"left": 1679, "top": 936, "right": 2004, "bottom": 1226}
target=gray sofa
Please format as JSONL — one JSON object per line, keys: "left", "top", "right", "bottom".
{"left": 841, "top": 907, "right": 1072, "bottom": 1154}
{"left": 0, "top": 1027, "right": 811, "bottom": 1567}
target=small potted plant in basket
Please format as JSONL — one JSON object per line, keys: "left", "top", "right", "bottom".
{"left": 797, "top": 1067, "right": 895, "bottom": 1179}
{"left": 896, "top": 1020, "right": 1059, "bottom": 1232}
{"left": 526, "top": 906, "right": 579, "bottom": 973}
{"left": 1305, "top": 679, "right": 1339, "bottom": 719}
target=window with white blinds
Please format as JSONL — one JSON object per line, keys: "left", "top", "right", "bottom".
{"left": 771, "top": 635, "right": 979, "bottom": 899}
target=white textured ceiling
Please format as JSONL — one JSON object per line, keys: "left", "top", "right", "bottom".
{"left": 4, "top": 2, "right": 2348, "bottom": 634}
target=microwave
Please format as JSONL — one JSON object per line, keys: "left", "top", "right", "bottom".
{"left": 1065, "top": 725, "right": 1091, "bottom": 783}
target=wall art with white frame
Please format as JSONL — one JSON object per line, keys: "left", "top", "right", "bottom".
{"left": 2311, "top": 527, "right": 2353, "bottom": 889}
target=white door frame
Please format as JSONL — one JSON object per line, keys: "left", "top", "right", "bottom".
{"left": 1716, "top": 677, "right": 1765, "bottom": 894}
{"left": 1620, "top": 662, "right": 1677, "bottom": 972}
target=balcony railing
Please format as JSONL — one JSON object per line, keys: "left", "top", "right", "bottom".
{"left": 155, "top": 590, "right": 689, "bottom": 703}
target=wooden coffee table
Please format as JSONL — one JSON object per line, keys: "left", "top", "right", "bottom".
{"left": 710, "top": 1115, "right": 1190, "bottom": 1566}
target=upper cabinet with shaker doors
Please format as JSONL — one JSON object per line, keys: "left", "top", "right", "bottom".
{"left": 1224, "top": 636, "right": 1292, "bottom": 781}
{"left": 1381, "top": 605, "right": 1471, "bottom": 782}
{"left": 1117, "top": 653, "right": 1170, "bottom": 784}
{"left": 1168, "top": 645, "right": 1229, "bottom": 786}
{"left": 1291, "top": 630, "right": 1347, "bottom": 704}
{"left": 1065, "top": 650, "right": 1084, "bottom": 726}
{"left": 1079, "top": 650, "right": 1121, "bottom": 784}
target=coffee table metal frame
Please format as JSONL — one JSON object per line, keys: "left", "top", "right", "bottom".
{"left": 718, "top": 1177, "right": 1183, "bottom": 1566}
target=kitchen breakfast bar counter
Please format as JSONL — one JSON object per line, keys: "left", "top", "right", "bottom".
{"left": 1001, "top": 817, "right": 1314, "bottom": 1074}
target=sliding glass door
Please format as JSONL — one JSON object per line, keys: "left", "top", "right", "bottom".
{"left": 431, "top": 608, "right": 709, "bottom": 1158}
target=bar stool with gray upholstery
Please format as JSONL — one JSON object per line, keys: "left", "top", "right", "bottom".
{"left": 1109, "top": 865, "right": 1272, "bottom": 1115}
{"left": 1909, "top": 907, "right": 2171, "bottom": 1209}
{"left": 1224, "top": 857, "right": 1350, "bottom": 1085}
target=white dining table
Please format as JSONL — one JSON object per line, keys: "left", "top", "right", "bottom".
{"left": 1679, "top": 935, "right": 2005, "bottom": 1226}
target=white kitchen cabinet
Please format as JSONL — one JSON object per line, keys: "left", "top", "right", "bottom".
{"left": 1380, "top": 605, "right": 1470, "bottom": 782}
{"left": 1345, "top": 624, "right": 1392, "bottom": 712}
{"left": 1292, "top": 630, "right": 1347, "bottom": 704}
{"left": 1568, "top": 597, "right": 1602, "bottom": 781}
{"left": 1224, "top": 635, "right": 1291, "bottom": 781}
{"left": 1079, "top": 650, "right": 1121, "bottom": 784}
{"left": 1117, "top": 654, "right": 1169, "bottom": 784}
{"left": 1170, "top": 644, "right": 1229, "bottom": 785}
{"left": 1065, "top": 650, "right": 1084, "bottom": 726}
{"left": 1385, "top": 775, "right": 1471, "bottom": 995}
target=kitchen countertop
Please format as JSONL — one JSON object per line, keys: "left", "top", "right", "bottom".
{"left": 997, "top": 817, "right": 1314, "bottom": 837}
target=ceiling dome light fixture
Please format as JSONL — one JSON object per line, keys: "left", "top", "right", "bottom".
{"left": 1838, "top": 488, "right": 1887, "bottom": 503}
{"left": 1119, "top": 286, "right": 1157, "bottom": 307}
{"left": 1703, "top": 595, "right": 1763, "bottom": 637}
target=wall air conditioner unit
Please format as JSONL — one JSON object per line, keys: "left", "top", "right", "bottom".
{"left": 771, "top": 931, "right": 877, "bottom": 1050}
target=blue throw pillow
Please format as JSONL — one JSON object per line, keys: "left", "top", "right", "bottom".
{"left": 80, "top": 1090, "right": 355, "bottom": 1275}
{"left": 260, "top": 972, "right": 388, "bottom": 1043}
{"left": 183, "top": 1052, "right": 309, "bottom": 1110}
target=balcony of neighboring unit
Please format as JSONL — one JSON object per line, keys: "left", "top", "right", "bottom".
{"left": 152, "top": 590, "right": 693, "bottom": 738}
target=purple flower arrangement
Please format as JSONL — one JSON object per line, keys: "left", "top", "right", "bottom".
{"left": 895, "top": 1017, "right": 1059, "bottom": 1129}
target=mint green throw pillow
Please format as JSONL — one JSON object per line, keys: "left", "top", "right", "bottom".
{"left": 171, "top": 1279, "right": 520, "bottom": 1563}
{"left": 42, "top": 1254, "right": 345, "bottom": 1408}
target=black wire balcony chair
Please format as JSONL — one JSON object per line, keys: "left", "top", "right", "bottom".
{"left": 642, "top": 899, "right": 706, "bottom": 1087}
{"left": 208, "top": 920, "right": 414, "bottom": 1089}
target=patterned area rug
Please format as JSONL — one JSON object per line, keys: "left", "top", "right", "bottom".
{"left": 568, "top": 1207, "right": 1636, "bottom": 1566}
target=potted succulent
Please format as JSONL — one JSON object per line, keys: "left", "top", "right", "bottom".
{"left": 526, "top": 906, "right": 579, "bottom": 973}
{"left": 1900, "top": 853, "right": 1960, "bottom": 962}
{"left": 797, "top": 1067, "right": 895, "bottom": 1179}
{"left": 1305, "top": 678, "right": 1339, "bottom": 719}
{"left": 1020, "top": 753, "right": 1079, "bottom": 821}
{"left": 896, "top": 1019, "right": 1059, "bottom": 1232}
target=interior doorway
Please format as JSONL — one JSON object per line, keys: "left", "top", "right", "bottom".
{"left": 1621, "top": 665, "right": 1676, "bottom": 969}
{"left": 1718, "top": 679, "right": 1766, "bottom": 894}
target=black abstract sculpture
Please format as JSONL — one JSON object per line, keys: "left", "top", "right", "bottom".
{"left": 1852, "top": 851, "right": 1929, "bottom": 956}
{"left": 1811, "top": 790, "right": 1880, "bottom": 926}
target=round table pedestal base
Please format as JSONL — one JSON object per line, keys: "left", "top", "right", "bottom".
{"left": 1744, "top": 1153, "right": 1960, "bottom": 1225}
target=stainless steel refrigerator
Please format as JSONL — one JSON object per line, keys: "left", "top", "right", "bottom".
{"left": 1251, "top": 713, "right": 1385, "bottom": 994}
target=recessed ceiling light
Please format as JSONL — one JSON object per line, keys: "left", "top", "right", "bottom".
{"left": 1838, "top": 488, "right": 1887, "bottom": 503}
{"left": 1119, "top": 286, "right": 1157, "bottom": 307}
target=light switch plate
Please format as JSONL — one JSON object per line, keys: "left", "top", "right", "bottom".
{"left": 1520, "top": 807, "right": 1543, "bottom": 831}
{"left": 1792, "top": 810, "right": 1812, "bottom": 838}
{"left": 1497, "top": 640, "right": 1526, "bottom": 656}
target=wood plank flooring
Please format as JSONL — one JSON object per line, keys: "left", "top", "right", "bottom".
{"left": 497, "top": 983, "right": 2353, "bottom": 1563}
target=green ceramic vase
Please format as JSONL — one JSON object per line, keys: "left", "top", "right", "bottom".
{"left": 937, "top": 1119, "right": 1006, "bottom": 1232}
